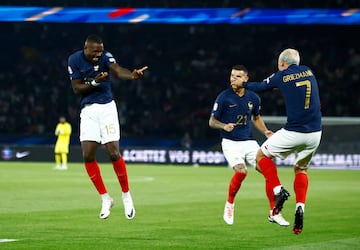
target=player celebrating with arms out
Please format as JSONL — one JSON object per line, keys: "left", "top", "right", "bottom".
{"left": 209, "top": 65, "right": 289, "bottom": 226}
{"left": 239, "top": 48, "right": 322, "bottom": 234}
{"left": 67, "top": 34, "right": 148, "bottom": 220}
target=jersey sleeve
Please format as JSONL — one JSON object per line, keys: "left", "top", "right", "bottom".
{"left": 64, "top": 123, "right": 72, "bottom": 136}
{"left": 243, "top": 72, "right": 281, "bottom": 92}
{"left": 55, "top": 124, "right": 61, "bottom": 135}
{"left": 104, "top": 51, "right": 117, "bottom": 67}
{"left": 67, "top": 54, "right": 81, "bottom": 80}
{"left": 252, "top": 93, "right": 261, "bottom": 116}
{"left": 211, "top": 94, "right": 224, "bottom": 119}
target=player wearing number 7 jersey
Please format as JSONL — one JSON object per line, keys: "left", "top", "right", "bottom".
{"left": 67, "top": 34, "right": 148, "bottom": 220}
{"left": 240, "top": 48, "right": 322, "bottom": 234}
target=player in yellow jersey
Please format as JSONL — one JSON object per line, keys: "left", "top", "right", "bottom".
{"left": 54, "top": 116, "right": 72, "bottom": 170}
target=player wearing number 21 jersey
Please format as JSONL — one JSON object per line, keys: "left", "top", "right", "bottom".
{"left": 241, "top": 48, "right": 322, "bottom": 234}
{"left": 209, "top": 65, "right": 288, "bottom": 226}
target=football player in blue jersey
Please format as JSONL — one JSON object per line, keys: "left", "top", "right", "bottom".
{"left": 240, "top": 48, "right": 322, "bottom": 234}
{"left": 209, "top": 65, "right": 289, "bottom": 226}
{"left": 67, "top": 34, "right": 148, "bottom": 220}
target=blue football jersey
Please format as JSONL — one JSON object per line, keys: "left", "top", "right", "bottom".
{"left": 211, "top": 88, "right": 261, "bottom": 141}
{"left": 68, "top": 50, "right": 116, "bottom": 108}
{"left": 243, "top": 64, "right": 322, "bottom": 133}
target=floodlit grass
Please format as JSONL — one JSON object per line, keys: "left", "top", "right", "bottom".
{"left": 0, "top": 162, "right": 359, "bottom": 249}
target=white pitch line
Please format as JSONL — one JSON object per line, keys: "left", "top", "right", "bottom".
{"left": 93, "top": 176, "right": 155, "bottom": 183}
{"left": 25, "top": 7, "right": 63, "bottom": 21}
{"left": 0, "top": 239, "right": 19, "bottom": 243}
{"left": 130, "top": 176, "right": 155, "bottom": 182}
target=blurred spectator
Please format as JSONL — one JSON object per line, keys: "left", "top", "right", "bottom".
{"left": 181, "top": 132, "right": 192, "bottom": 149}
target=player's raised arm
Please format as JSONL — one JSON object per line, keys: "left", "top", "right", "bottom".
{"left": 109, "top": 64, "right": 148, "bottom": 80}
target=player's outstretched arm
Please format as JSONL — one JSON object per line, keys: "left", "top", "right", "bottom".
{"left": 110, "top": 64, "right": 148, "bottom": 80}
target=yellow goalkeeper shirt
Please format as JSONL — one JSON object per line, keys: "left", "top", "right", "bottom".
{"left": 55, "top": 122, "right": 72, "bottom": 153}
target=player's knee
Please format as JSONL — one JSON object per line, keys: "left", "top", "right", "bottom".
{"left": 82, "top": 149, "right": 96, "bottom": 162}
{"left": 83, "top": 153, "right": 96, "bottom": 162}
{"left": 256, "top": 150, "right": 266, "bottom": 162}
{"left": 233, "top": 164, "right": 247, "bottom": 174}
{"left": 255, "top": 166, "right": 262, "bottom": 174}
{"left": 108, "top": 151, "right": 120, "bottom": 162}
{"left": 294, "top": 165, "right": 307, "bottom": 173}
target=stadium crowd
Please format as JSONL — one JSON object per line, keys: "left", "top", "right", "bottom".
{"left": 0, "top": 17, "right": 359, "bottom": 141}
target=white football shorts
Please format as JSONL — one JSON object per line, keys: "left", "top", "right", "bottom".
{"left": 221, "top": 138, "right": 260, "bottom": 169}
{"left": 79, "top": 100, "right": 120, "bottom": 144}
{"left": 260, "top": 128, "right": 322, "bottom": 169}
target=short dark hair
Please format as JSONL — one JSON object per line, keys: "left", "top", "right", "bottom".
{"left": 232, "top": 65, "right": 248, "bottom": 74}
{"left": 85, "top": 34, "right": 103, "bottom": 44}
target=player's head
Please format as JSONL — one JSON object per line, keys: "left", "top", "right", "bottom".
{"left": 230, "top": 65, "right": 249, "bottom": 92}
{"left": 278, "top": 48, "right": 300, "bottom": 71}
{"left": 59, "top": 116, "right": 66, "bottom": 123}
{"left": 84, "top": 34, "right": 104, "bottom": 64}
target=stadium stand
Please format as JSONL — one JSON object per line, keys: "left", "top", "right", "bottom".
{"left": 0, "top": 1, "right": 359, "bottom": 146}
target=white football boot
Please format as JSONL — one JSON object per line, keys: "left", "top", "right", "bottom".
{"left": 268, "top": 211, "right": 290, "bottom": 226}
{"left": 122, "top": 192, "right": 135, "bottom": 220}
{"left": 99, "top": 197, "right": 114, "bottom": 219}
{"left": 223, "top": 201, "right": 234, "bottom": 225}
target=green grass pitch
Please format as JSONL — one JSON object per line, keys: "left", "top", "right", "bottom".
{"left": 0, "top": 162, "right": 359, "bottom": 249}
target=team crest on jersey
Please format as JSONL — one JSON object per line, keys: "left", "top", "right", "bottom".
{"left": 248, "top": 102, "right": 253, "bottom": 111}
{"left": 94, "top": 65, "right": 99, "bottom": 71}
